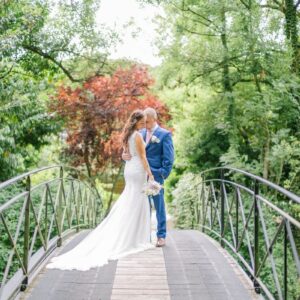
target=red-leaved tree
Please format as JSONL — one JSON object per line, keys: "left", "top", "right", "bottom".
{"left": 49, "top": 65, "right": 171, "bottom": 210}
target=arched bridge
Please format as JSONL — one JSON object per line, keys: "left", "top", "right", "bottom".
{"left": 0, "top": 166, "right": 299, "bottom": 300}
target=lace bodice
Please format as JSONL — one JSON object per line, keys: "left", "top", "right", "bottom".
{"left": 128, "top": 131, "right": 145, "bottom": 157}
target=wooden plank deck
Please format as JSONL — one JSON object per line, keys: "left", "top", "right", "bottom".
{"left": 111, "top": 247, "right": 170, "bottom": 300}
{"left": 16, "top": 227, "right": 260, "bottom": 300}
{"left": 163, "top": 230, "right": 259, "bottom": 300}
{"left": 16, "top": 230, "right": 118, "bottom": 300}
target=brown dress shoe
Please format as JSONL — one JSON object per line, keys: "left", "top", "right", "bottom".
{"left": 156, "top": 238, "right": 166, "bottom": 247}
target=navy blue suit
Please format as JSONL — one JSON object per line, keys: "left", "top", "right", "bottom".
{"left": 140, "top": 125, "right": 174, "bottom": 238}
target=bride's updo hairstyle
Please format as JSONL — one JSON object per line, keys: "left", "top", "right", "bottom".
{"left": 122, "top": 109, "right": 144, "bottom": 148}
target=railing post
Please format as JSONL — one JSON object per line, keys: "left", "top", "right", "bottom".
{"left": 21, "top": 175, "right": 31, "bottom": 291}
{"left": 235, "top": 188, "right": 239, "bottom": 250}
{"left": 253, "top": 179, "right": 261, "bottom": 293}
{"left": 201, "top": 174, "right": 205, "bottom": 233}
{"left": 45, "top": 184, "right": 48, "bottom": 249}
{"left": 57, "top": 167, "right": 63, "bottom": 247}
{"left": 195, "top": 185, "right": 200, "bottom": 227}
{"left": 91, "top": 191, "right": 95, "bottom": 227}
{"left": 220, "top": 169, "right": 225, "bottom": 248}
{"left": 284, "top": 220, "right": 287, "bottom": 300}
{"left": 74, "top": 181, "right": 80, "bottom": 233}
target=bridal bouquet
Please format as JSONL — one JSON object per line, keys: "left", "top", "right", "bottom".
{"left": 143, "top": 180, "right": 163, "bottom": 196}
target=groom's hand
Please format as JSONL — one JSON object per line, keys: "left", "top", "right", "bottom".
{"left": 122, "top": 151, "right": 132, "bottom": 161}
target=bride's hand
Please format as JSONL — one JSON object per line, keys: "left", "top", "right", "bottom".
{"left": 122, "top": 151, "right": 132, "bottom": 161}
{"left": 148, "top": 174, "right": 154, "bottom": 182}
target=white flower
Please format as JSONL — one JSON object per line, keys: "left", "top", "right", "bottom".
{"left": 142, "top": 180, "right": 163, "bottom": 196}
{"left": 151, "top": 135, "right": 160, "bottom": 143}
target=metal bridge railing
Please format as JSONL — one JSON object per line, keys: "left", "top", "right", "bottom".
{"left": 0, "top": 165, "right": 103, "bottom": 300}
{"left": 196, "top": 167, "right": 300, "bottom": 300}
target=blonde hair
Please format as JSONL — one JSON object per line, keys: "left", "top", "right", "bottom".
{"left": 144, "top": 107, "right": 157, "bottom": 119}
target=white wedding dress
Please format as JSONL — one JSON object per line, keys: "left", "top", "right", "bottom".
{"left": 46, "top": 131, "right": 154, "bottom": 271}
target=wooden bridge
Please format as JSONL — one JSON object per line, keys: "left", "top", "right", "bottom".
{"left": 15, "top": 228, "right": 258, "bottom": 300}
{"left": 0, "top": 166, "right": 299, "bottom": 300}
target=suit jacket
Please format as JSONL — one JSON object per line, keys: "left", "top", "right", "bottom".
{"left": 140, "top": 125, "right": 174, "bottom": 182}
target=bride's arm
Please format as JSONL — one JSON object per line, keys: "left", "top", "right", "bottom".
{"left": 135, "top": 133, "right": 154, "bottom": 181}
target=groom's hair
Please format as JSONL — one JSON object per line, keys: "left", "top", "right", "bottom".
{"left": 144, "top": 107, "right": 157, "bottom": 119}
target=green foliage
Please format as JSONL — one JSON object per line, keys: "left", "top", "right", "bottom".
{"left": 0, "top": 0, "right": 116, "bottom": 181}
{"left": 152, "top": 0, "right": 300, "bottom": 193}
{"left": 0, "top": 78, "right": 61, "bottom": 180}
{"left": 170, "top": 173, "right": 202, "bottom": 229}
{"left": 149, "top": 1, "right": 300, "bottom": 298}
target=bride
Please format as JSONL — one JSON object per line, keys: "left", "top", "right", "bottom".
{"left": 46, "top": 110, "right": 155, "bottom": 271}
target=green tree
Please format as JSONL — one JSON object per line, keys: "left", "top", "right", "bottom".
{"left": 0, "top": 0, "right": 116, "bottom": 181}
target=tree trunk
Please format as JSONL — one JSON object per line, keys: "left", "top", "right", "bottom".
{"left": 276, "top": 158, "right": 284, "bottom": 185}
{"left": 84, "top": 145, "right": 102, "bottom": 203}
{"left": 104, "top": 164, "right": 123, "bottom": 217}
{"left": 220, "top": 6, "right": 235, "bottom": 126}
{"left": 84, "top": 147, "right": 92, "bottom": 178}
{"left": 263, "top": 127, "right": 270, "bottom": 179}
{"left": 284, "top": 0, "right": 299, "bottom": 74}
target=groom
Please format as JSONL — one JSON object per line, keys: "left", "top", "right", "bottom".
{"left": 122, "top": 107, "right": 174, "bottom": 247}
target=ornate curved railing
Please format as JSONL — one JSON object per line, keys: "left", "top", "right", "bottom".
{"left": 0, "top": 165, "right": 103, "bottom": 300}
{"left": 195, "top": 167, "right": 300, "bottom": 300}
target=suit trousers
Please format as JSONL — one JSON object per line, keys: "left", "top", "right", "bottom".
{"left": 149, "top": 178, "right": 166, "bottom": 239}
